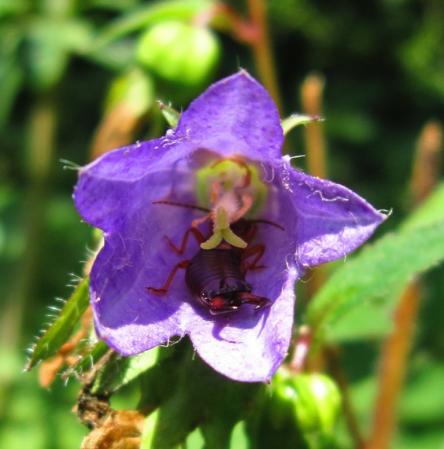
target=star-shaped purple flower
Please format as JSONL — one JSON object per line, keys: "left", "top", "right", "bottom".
{"left": 74, "top": 71, "right": 385, "bottom": 383}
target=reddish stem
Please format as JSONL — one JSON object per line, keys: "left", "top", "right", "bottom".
{"left": 365, "top": 120, "right": 443, "bottom": 449}
{"left": 365, "top": 283, "right": 420, "bottom": 449}
{"left": 246, "top": 0, "right": 282, "bottom": 113}
{"left": 301, "top": 73, "right": 327, "bottom": 179}
{"left": 198, "top": 2, "right": 282, "bottom": 113}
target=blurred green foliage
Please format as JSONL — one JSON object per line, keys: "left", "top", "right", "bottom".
{"left": 1, "top": 0, "right": 443, "bottom": 448}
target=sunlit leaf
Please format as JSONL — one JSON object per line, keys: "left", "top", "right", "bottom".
{"left": 402, "top": 182, "right": 444, "bottom": 231}
{"left": 0, "top": 0, "right": 29, "bottom": 17}
{"left": 228, "top": 421, "right": 250, "bottom": 449}
{"left": 307, "top": 180, "right": 444, "bottom": 343}
{"left": 307, "top": 221, "right": 444, "bottom": 342}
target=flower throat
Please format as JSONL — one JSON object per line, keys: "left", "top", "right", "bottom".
{"left": 194, "top": 157, "right": 268, "bottom": 249}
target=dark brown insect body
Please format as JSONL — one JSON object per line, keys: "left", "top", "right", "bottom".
{"left": 147, "top": 217, "right": 273, "bottom": 315}
{"left": 185, "top": 244, "right": 268, "bottom": 314}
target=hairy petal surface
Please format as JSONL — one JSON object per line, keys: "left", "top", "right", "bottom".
{"left": 275, "top": 159, "right": 386, "bottom": 267}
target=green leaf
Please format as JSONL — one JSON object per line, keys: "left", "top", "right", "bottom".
{"left": 229, "top": 421, "right": 250, "bottom": 449}
{"left": 281, "top": 114, "right": 323, "bottom": 135}
{"left": 307, "top": 182, "right": 444, "bottom": 343}
{"left": 0, "top": 0, "right": 29, "bottom": 17}
{"left": 83, "top": 40, "right": 135, "bottom": 71}
{"left": 25, "top": 277, "right": 89, "bottom": 371}
{"left": 402, "top": 182, "right": 444, "bottom": 231}
{"left": 0, "top": 60, "right": 23, "bottom": 128}
{"left": 91, "top": 348, "right": 160, "bottom": 395}
{"left": 94, "top": 0, "right": 211, "bottom": 48}
{"left": 27, "top": 18, "right": 93, "bottom": 90}
{"left": 0, "top": 23, "right": 25, "bottom": 126}
{"left": 307, "top": 221, "right": 444, "bottom": 343}
{"left": 140, "top": 342, "right": 261, "bottom": 449}
{"left": 400, "top": 360, "right": 444, "bottom": 424}
{"left": 63, "top": 340, "right": 109, "bottom": 379}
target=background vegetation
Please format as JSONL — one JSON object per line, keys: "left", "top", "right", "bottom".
{"left": 1, "top": 0, "right": 443, "bottom": 448}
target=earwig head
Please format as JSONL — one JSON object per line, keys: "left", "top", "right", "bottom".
{"left": 208, "top": 295, "right": 241, "bottom": 315}
{"left": 198, "top": 289, "right": 242, "bottom": 315}
{"left": 198, "top": 289, "right": 270, "bottom": 315}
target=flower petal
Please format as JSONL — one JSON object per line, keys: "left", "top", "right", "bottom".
{"left": 74, "top": 137, "right": 197, "bottom": 232}
{"left": 176, "top": 71, "right": 284, "bottom": 160}
{"left": 187, "top": 266, "right": 298, "bottom": 383}
{"left": 73, "top": 72, "right": 386, "bottom": 383}
{"left": 277, "top": 160, "right": 386, "bottom": 267}
{"left": 89, "top": 202, "right": 202, "bottom": 354}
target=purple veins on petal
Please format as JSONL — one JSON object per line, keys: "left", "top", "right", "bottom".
{"left": 73, "top": 71, "right": 385, "bottom": 382}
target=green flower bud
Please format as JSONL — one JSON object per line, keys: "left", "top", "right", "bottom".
{"left": 270, "top": 375, "right": 299, "bottom": 427}
{"left": 136, "top": 20, "right": 220, "bottom": 87}
{"left": 270, "top": 371, "right": 342, "bottom": 440}
{"left": 291, "top": 373, "right": 342, "bottom": 435}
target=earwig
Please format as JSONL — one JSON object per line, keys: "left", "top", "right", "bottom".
{"left": 147, "top": 200, "right": 283, "bottom": 314}
{"left": 148, "top": 154, "right": 280, "bottom": 313}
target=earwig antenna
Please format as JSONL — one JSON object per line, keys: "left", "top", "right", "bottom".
{"left": 152, "top": 200, "right": 210, "bottom": 212}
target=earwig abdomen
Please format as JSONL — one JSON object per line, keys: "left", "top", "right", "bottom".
{"left": 185, "top": 248, "right": 251, "bottom": 300}
{"left": 147, "top": 212, "right": 272, "bottom": 314}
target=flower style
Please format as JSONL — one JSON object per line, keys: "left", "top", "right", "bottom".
{"left": 74, "top": 71, "right": 385, "bottom": 383}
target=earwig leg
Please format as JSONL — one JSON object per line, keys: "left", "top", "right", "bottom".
{"left": 191, "top": 214, "right": 211, "bottom": 229}
{"left": 241, "top": 222, "right": 257, "bottom": 244}
{"left": 165, "top": 227, "right": 206, "bottom": 255}
{"left": 239, "top": 292, "right": 270, "bottom": 310}
{"left": 146, "top": 260, "right": 190, "bottom": 296}
{"left": 241, "top": 243, "right": 266, "bottom": 272}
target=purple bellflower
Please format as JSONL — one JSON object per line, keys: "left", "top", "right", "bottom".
{"left": 74, "top": 72, "right": 385, "bottom": 383}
